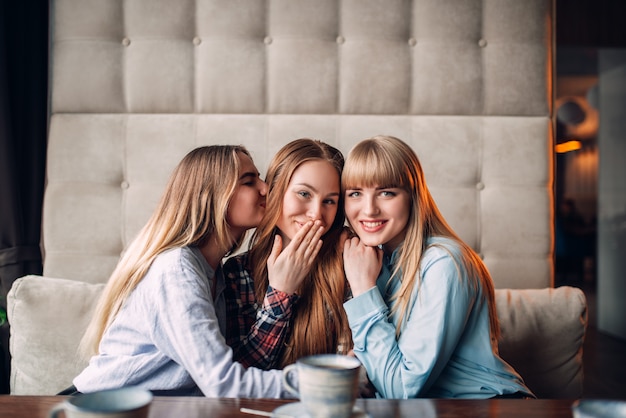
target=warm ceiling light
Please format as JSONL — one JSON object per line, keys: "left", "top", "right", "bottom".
{"left": 556, "top": 140, "right": 582, "bottom": 153}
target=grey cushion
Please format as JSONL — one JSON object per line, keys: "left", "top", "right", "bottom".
{"left": 496, "top": 286, "right": 587, "bottom": 398}
{"left": 7, "top": 276, "right": 104, "bottom": 395}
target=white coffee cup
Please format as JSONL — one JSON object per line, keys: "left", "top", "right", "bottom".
{"left": 48, "top": 386, "right": 153, "bottom": 418}
{"left": 283, "top": 354, "right": 361, "bottom": 418}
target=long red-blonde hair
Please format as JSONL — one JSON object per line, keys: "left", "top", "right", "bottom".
{"left": 249, "top": 138, "right": 352, "bottom": 366}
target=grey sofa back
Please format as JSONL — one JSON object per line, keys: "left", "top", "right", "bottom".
{"left": 45, "top": 0, "right": 554, "bottom": 288}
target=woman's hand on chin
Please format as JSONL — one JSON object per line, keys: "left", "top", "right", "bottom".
{"left": 343, "top": 236, "right": 382, "bottom": 297}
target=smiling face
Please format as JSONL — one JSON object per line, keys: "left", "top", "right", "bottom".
{"left": 226, "top": 151, "right": 268, "bottom": 238}
{"left": 275, "top": 160, "right": 340, "bottom": 246}
{"left": 344, "top": 185, "right": 410, "bottom": 251}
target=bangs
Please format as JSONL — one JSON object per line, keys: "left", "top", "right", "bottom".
{"left": 342, "top": 141, "right": 408, "bottom": 189}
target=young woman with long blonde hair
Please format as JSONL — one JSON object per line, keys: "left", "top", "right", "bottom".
{"left": 341, "top": 135, "right": 534, "bottom": 399}
{"left": 224, "top": 138, "right": 352, "bottom": 369}
{"left": 73, "top": 145, "right": 308, "bottom": 397}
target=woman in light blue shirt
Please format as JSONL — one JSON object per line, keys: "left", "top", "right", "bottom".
{"left": 341, "top": 135, "right": 535, "bottom": 399}
{"left": 73, "top": 145, "right": 321, "bottom": 397}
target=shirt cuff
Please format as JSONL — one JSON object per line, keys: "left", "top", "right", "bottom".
{"left": 263, "top": 285, "right": 299, "bottom": 318}
{"left": 343, "top": 286, "right": 387, "bottom": 326}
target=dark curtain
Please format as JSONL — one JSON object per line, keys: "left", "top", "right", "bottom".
{"left": 0, "top": 1, "right": 49, "bottom": 393}
{"left": 557, "top": 0, "right": 626, "bottom": 47}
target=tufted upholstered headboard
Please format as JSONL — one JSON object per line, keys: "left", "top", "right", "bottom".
{"left": 45, "top": 0, "right": 554, "bottom": 288}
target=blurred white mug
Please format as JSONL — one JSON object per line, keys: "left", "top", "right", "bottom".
{"left": 48, "top": 386, "right": 152, "bottom": 418}
{"left": 283, "top": 354, "right": 361, "bottom": 418}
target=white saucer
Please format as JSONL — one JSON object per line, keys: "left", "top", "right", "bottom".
{"left": 272, "top": 402, "right": 368, "bottom": 418}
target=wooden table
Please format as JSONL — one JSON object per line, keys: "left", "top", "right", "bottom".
{"left": 0, "top": 395, "right": 577, "bottom": 417}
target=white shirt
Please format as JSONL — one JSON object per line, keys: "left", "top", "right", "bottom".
{"left": 74, "top": 246, "right": 284, "bottom": 398}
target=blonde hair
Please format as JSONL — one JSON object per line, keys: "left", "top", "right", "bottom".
{"left": 79, "top": 145, "right": 251, "bottom": 359}
{"left": 249, "top": 138, "right": 352, "bottom": 366}
{"left": 342, "top": 135, "right": 500, "bottom": 343}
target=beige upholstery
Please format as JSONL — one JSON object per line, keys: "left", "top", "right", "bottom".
{"left": 8, "top": 276, "right": 586, "bottom": 398}
{"left": 7, "top": 276, "right": 104, "bottom": 395}
{"left": 7, "top": 0, "right": 587, "bottom": 399}
{"left": 45, "top": 0, "right": 554, "bottom": 288}
{"left": 495, "top": 287, "right": 587, "bottom": 399}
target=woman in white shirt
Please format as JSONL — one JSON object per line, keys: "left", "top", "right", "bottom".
{"left": 73, "top": 145, "right": 321, "bottom": 397}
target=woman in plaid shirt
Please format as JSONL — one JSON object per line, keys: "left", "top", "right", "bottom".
{"left": 223, "top": 138, "right": 352, "bottom": 369}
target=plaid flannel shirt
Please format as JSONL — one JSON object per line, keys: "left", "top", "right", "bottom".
{"left": 223, "top": 252, "right": 298, "bottom": 370}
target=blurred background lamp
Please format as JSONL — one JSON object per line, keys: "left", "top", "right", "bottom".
{"left": 557, "top": 100, "right": 586, "bottom": 125}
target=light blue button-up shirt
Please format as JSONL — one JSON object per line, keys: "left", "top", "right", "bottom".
{"left": 74, "top": 246, "right": 284, "bottom": 398}
{"left": 344, "top": 237, "right": 534, "bottom": 399}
